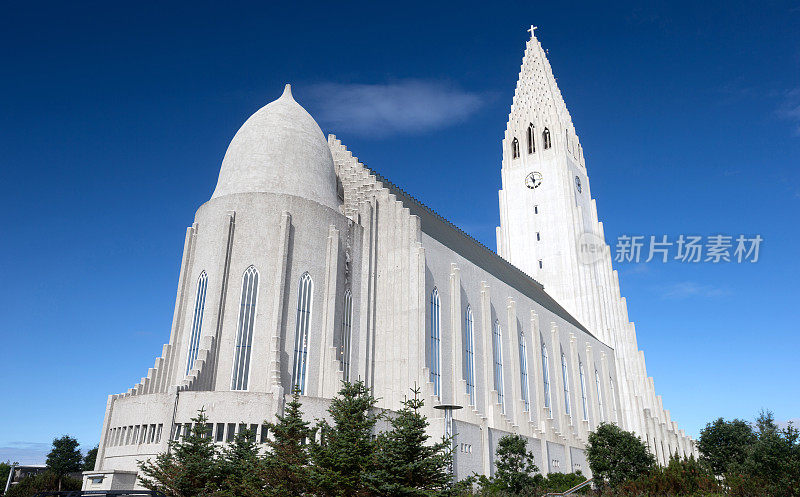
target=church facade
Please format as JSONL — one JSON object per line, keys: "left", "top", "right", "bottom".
{"left": 83, "top": 30, "right": 696, "bottom": 490}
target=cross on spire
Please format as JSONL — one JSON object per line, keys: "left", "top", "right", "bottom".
{"left": 528, "top": 25, "right": 538, "bottom": 38}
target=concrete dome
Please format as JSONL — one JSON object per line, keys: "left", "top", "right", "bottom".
{"left": 211, "top": 84, "right": 339, "bottom": 210}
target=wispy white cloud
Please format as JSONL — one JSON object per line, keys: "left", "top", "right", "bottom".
{"left": 0, "top": 442, "right": 50, "bottom": 465}
{"left": 660, "top": 281, "right": 730, "bottom": 300}
{"left": 306, "top": 80, "right": 487, "bottom": 137}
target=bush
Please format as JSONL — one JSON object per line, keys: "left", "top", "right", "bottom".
{"left": 5, "top": 470, "right": 80, "bottom": 497}
{"left": 611, "top": 454, "right": 721, "bottom": 497}
{"left": 697, "top": 418, "right": 756, "bottom": 476}
{"left": 540, "top": 470, "right": 587, "bottom": 493}
{"left": 586, "top": 422, "right": 656, "bottom": 490}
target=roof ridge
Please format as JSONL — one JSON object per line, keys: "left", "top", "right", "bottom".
{"left": 360, "top": 164, "right": 546, "bottom": 292}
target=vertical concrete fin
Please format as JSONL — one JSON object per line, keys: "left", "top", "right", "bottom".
{"left": 208, "top": 211, "right": 235, "bottom": 390}
{"left": 269, "top": 212, "right": 292, "bottom": 402}
{"left": 318, "top": 224, "right": 340, "bottom": 398}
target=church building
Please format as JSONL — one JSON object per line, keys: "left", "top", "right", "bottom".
{"left": 83, "top": 29, "right": 696, "bottom": 490}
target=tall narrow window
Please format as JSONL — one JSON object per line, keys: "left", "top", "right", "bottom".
{"left": 610, "top": 376, "right": 617, "bottom": 420}
{"left": 543, "top": 127, "right": 552, "bottom": 149}
{"left": 430, "top": 288, "right": 441, "bottom": 398}
{"left": 292, "top": 272, "right": 314, "bottom": 395}
{"left": 492, "top": 320, "right": 505, "bottom": 412}
{"left": 595, "top": 369, "right": 605, "bottom": 422}
{"left": 341, "top": 290, "right": 353, "bottom": 380}
{"left": 519, "top": 331, "right": 530, "bottom": 411}
{"left": 231, "top": 266, "right": 259, "bottom": 390}
{"left": 579, "top": 360, "right": 588, "bottom": 420}
{"left": 561, "top": 352, "right": 571, "bottom": 418}
{"left": 527, "top": 123, "right": 535, "bottom": 154}
{"left": 541, "top": 341, "right": 551, "bottom": 417}
{"left": 512, "top": 138, "right": 520, "bottom": 159}
{"left": 464, "top": 306, "right": 475, "bottom": 405}
{"left": 186, "top": 271, "right": 208, "bottom": 375}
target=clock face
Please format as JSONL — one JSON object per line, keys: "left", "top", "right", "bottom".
{"left": 525, "top": 171, "right": 543, "bottom": 189}
{"left": 574, "top": 176, "right": 582, "bottom": 193}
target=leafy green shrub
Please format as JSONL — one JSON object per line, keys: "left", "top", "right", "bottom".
{"left": 540, "top": 470, "right": 587, "bottom": 493}
{"left": 586, "top": 422, "right": 655, "bottom": 490}
{"left": 698, "top": 417, "right": 756, "bottom": 477}
{"left": 5, "top": 470, "right": 80, "bottom": 497}
{"left": 611, "top": 454, "right": 721, "bottom": 496}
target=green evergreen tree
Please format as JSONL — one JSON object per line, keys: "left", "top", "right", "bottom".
{"left": 261, "top": 388, "right": 315, "bottom": 496}
{"left": 743, "top": 410, "right": 800, "bottom": 497}
{"left": 368, "top": 386, "right": 452, "bottom": 496}
{"left": 586, "top": 422, "right": 655, "bottom": 490}
{"left": 46, "top": 435, "right": 82, "bottom": 490}
{"left": 697, "top": 417, "right": 756, "bottom": 476}
{"left": 83, "top": 444, "right": 98, "bottom": 471}
{"left": 0, "top": 460, "right": 15, "bottom": 486}
{"left": 217, "top": 427, "right": 266, "bottom": 497}
{"left": 138, "top": 409, "right": 221, "bottom": 497}
{"left": 309, "top": 380, "right": 380, "bottom": 496}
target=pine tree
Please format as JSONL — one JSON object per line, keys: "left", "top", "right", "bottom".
{"left": 309, "top": 380, "right": 380, "bottom": 496}
{"left": 217, "top": 427, "right": 265, "bottom": 497}
{"left": 261, "top": 388, "right": 314, "bottom": 496}
{"left": 138, "top": 409, "right": 221, "bottom": 497}
{"left": 46, "top": 435, "right": 82, "bottom": 491}
{"left": 368, "top": 386, "right": 453, "bottom": 496}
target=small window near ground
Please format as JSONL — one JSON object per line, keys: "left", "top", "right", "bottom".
{"left": 260, "top": 424, "right": 269, "bottom": 443}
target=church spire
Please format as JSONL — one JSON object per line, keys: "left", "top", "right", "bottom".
{"left": 507, "top": 27, "right": 578, "bottom": 153}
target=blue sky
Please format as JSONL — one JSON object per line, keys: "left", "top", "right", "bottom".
{"left": 1, "top": 1, "right": 798, "bottom": 463}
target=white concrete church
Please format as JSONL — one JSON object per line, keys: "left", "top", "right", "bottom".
{"left": 83, "top": 29, "right": 697, "bottom": 490}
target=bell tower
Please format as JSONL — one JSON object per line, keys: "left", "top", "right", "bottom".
{"left": 496, "top": 27, "right": 601, "bottom": 339}
{"left": 496, "top": 30, "right": 697, "bottom": 460}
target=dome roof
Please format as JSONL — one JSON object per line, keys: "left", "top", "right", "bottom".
{"left": 211, "top": 84, "right": 340, "bottom": 210}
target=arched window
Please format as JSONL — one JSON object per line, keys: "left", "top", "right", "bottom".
{"left": 186, "top": 271, "right": 208, "bottom": 375}
{"left": 543, "top": 127, "right": 551, "bottom": 149}
{"left": 579, "top": 360, "right": 588, "bottom": 421}
{"left": 464, "top": 306, "right": 475, "bottom": 405}
{"left": 291, "top": 272, "right": 314, "bottom": 395}
{"left": 511, "top": 137, "right": 520, "bottom": 159}
{"left": 527, "top": 123, "right": 535, "bottom": 154}
{"left": 430, "top": 288, "right": 441, "bottom": 398}
{"left": 341, "top": 290, "right": 353, "bottom": 380}
{"left": 519, "top": 331, "right": 530, "bottom": 411}
{"left": 492, "top": 320, "right": 505, "bottom": 412}
{"left": 595, "top": 369, "right": 605, "bottom": 422}
{"left": 231, "top": 266, "right": 259, "bottom": 390}
{"left": 541, "top": 341, "right": 552, "bottom": 417}
{"left": 561, "top": 351, "right": 571, "bottom": 418}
